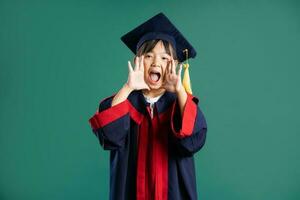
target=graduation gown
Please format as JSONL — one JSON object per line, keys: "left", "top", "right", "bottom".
{"left": 89, "top": 90, "right": 207, "bottom": 200}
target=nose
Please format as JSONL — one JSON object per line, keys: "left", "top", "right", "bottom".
{"left": 151, "top": 56, "right": 161, "bottom": 67}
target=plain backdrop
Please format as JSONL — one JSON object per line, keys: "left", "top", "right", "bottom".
{"left": 1, "top": 0, "right": 300, "bottom": 199}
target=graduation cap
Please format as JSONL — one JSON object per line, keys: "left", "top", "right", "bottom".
{"left": 121, "top": 12, "right": 195, "bottom": 94}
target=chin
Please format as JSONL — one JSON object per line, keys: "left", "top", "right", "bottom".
{"left": 149, "top": 85, "right": 161, "bottom": 90}
{"left": 149, "top": 82, "right": 166, "bottom": 92}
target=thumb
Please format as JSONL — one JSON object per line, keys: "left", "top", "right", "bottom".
{"left": 144, "top": 84, "right": 150, "bottom": 91}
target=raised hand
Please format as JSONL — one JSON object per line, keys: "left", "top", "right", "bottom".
{"left": 127, "top": 56, "right": 150, "bottom": 91}
{"left": 162, "top": 59, "right": 183, "bottom": 93}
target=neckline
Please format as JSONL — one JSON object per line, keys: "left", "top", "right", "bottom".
{"left": 143, "top": 92, "right": 164, "bottom": 104}
{"left": 127, "top": 90, "right": 177, "bottom": 115}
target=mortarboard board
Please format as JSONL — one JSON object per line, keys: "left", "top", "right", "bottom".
{"left": 120, "top": 12, "right": 196, "bottom": 63}
{"left": 121, "top": 12, "right": 196, "bottom": 94}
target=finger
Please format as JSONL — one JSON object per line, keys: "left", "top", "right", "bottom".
{"left": 167, "top": 60, "right": 172, "bottom": 74}
{"left": 178, "top": 64, "right": 183, "bottom": 77}
{"left": 165, "top": 61, "right": 169, "bottom": 74}
{"left": 171, "top": 59, "right": 176, "bottom": 74}
{"left": 140, "top": 55, "right": 144, "bottom": 71}
{"left": 128, "top": 61, "right": 133, "bottom": 72}
{"left": 134, "top": 56, "right": 139, "bottom": 71}
{"left": 162, "top": 66, "right": 167, "bottom": 82}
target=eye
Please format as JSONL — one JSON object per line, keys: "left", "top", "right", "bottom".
{"left": 145, "top": 54, "right": 152, "bottom": 58}
{"left": 161, "top": 55, "right": 171, "bottom": 61}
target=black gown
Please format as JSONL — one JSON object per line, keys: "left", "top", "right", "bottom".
{"left": 89, "top": 90, "right": 207, "bottom": 200}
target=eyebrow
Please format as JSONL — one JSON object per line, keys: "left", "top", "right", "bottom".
{"left": 147, "top": 51, "right": 170, "bottom": 56}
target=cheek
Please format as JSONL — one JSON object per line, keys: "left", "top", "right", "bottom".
{"left": 143, "top": 61, "right": 151, "bottom": 72}
{"left": 161, "top": 64, "right": 168, "bottom": 74}
{"left": 143, "top": 66, "right": 149, "bottom": 78}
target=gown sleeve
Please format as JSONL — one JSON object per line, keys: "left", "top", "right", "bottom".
{"left": 88, "top": 95, "right": 130, "bottom": 150}
{"left": 170, "top": 93, "right": 208, "bottom": 156}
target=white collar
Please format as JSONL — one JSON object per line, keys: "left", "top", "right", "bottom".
{"left": 143, "top": 93, "right": 164, "bottom": 104}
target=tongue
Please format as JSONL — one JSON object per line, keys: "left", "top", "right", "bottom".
{"left": 150, "top": 73, "right": 159, "bottom": 82}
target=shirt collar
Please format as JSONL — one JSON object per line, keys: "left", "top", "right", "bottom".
{"left": 128, "top": 90, "right": 177, "bottom": 116}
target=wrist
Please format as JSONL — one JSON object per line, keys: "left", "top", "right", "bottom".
{"left": 176, "top": 85, "right": 185, "bottom": 94}
{"left": 123, "top": 83, "right": 134, "bottom": 93}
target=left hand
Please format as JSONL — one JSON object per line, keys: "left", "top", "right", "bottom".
{"left": 161, "top": 59, "right": 183, "bottom": 93}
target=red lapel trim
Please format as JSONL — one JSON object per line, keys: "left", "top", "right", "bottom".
{"left": 137, "top": 106, "right": 169, "bottom": 200}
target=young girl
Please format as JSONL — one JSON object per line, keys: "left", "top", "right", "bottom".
{"left": 89, "top": 13, "right": 207, "bottom": 200}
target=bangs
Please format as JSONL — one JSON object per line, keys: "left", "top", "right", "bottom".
{"left": 136, "top": 39, "right": 177, "bottom": 60}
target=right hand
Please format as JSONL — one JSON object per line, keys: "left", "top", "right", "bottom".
{"left": 127, "top": 56, "right": 150, "bottom": 91}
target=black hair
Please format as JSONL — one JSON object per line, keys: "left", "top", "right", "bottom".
{"left": 136, "top": 39, "right": 178, "bottom": 60}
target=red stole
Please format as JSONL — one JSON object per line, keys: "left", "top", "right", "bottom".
{"left": 136, "top": 105, "right": 169, "bottom": 200}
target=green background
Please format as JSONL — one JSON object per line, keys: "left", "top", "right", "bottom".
{"left": 1, "top": 0, "right": 299, "bottom": 199}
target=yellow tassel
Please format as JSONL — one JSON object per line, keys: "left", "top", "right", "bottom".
{"left": 182, "top": 63, "right": 192, "bottom": 94}
{"left": 182, "top": 49, "right": 192, "bottom": 94}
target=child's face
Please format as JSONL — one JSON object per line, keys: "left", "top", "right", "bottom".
{"left": 142, "top": 40, "right": 176, "bottom": 90}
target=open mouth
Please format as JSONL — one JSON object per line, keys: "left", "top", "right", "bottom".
{"left": 149, "top": 71, "right": 161, "bottom": 83}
